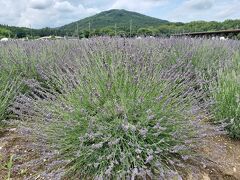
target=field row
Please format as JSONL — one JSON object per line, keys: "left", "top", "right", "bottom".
{"left": 0, "top": 37, "right": 240, "bottom": 179}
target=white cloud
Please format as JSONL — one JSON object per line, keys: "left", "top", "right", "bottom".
{"left": 111, "top": 0, "right": 167, "bottom": 12}
{"left": 30, "top": 0, "right": 54, "bottom": 10}
{"left": 0, "top": 0, "right": 239, "bottom": 28}
{"left": 0, "top": 0, "right": 100, "bottom": 28}
{"left": 168, "top": 0, "right": 240, "bottom": 22}
{"left": 0, "top": 0, "right": 27, "bottom": 26}
{"left": 213, "top": 0, "right": 240, "bottom": 19}
{"left": 185, "top": 0, "right": 214, "bottom": 10}
{"left": 54, "top": 1, "right": 75, "bottom": 12}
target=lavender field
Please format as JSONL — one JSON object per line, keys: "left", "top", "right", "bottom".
{"left": 0, "top": 37, "right": 240, "bottom": 179}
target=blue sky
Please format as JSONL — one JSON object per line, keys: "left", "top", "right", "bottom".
{"left": 0, "top": 0, "right": 239, "bottom": 28}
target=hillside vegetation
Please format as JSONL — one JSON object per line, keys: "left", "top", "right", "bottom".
{"left": 0, "top": 9, "right": 240, "bottom": 38}
{"left": 60, "top": 9, "right": 168, "bottom": 33}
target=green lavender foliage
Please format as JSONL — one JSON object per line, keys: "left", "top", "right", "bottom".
{"left": 1, "top": 37, "right": 240, "bottom": 178}
{"left": 12, "top": 37, "right": 226, "bottom": 179}
{"left": 0, "top": 70, "right": 20, "bottom": 121}
{"left": 212, "top": 53, "right": 240, "bottom": 138}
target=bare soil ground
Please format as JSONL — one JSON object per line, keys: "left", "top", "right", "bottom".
{"left": 197, "top": 135, "right": 240, "bottom": 179}
{"left": 0, "top": 128, "right": 65, "bottom": 180}
{"left": 1, "top": 127, "right": 240, "bottom": 180}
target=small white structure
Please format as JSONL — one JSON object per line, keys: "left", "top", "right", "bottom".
{"left": 136, "top": 36, "right": 142, "bottom": 40}
{"left": 20, "top": 37, "right": 29, "bottom": 41}
{"left": 37, "top": 36, "right": 64, "bottom": 40}
{"left": 220, "top": 36, "right": 226, "bottom": 40}
{"left": 55, "top": 36, "right": 64, "bottom": 39}
{"left": 37, "top": 36, "right": 52, "bottom": 40}
{"left": 0, "top": 38, "right": 8, "bottom": 42}
{"left": 64, "top": 36, "right": 79, "bottom": 40}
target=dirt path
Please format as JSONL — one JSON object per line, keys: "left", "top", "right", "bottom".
{"left": 0, "top": 128, "right": 65, "bottom": 180}
{"left": 0, "top": 127, "right": 240, "bottom": 180}
{"left": 197, "top": 135, "right": 240, "bottom": 179}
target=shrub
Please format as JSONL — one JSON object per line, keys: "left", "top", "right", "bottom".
{"left": 6, "top": 38, "right": 239, "bottom": 178}
{"left": 0, "top": 71, "right": 20, "bottom": 121}
{"left": 14, "top": 38, "right": 215, "bottom": 179}
{"left": 0, "top": 41, "right": 79, "bottom": 122}
{"left": 212, "top": 53, "right": 240, "bottom": 138}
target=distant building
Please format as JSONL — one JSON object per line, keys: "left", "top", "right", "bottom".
{"left": 37, "top": 36, "right": 51, "bottom": 40}
{"left": 19, "top": 37, "right": 29, "bottom": 41}
{"left": 0, "top": 38, "right": 9, "bottom": 42}
{"left": 37, "top": 36, "right": 64, "bottom": 40}
{"left": 64, "top": 36, "right": 79, "bottom": 40}
{"left": 220, "top": 36, "right": 226, "bottom": 40}
{"left": 55, "top": 36, "right": 64, "bottom": 39}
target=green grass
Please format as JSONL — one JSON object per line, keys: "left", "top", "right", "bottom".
{"left": 6, "top": 155, "right": 14, "bottom": 180}
{"left": 0, "top": 154, "right": 14, "bottom": 180}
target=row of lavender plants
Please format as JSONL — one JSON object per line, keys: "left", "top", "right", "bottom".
{"left": 0, "top": 37, "right": 239, "bottom": 178}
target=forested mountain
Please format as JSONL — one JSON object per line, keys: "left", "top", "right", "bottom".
{"left": 59, "top": 9, "right": 168, "bottom": 34}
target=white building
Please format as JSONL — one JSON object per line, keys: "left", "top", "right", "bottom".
{"left": 220, "top": 36, "right": 226, "bottom": 40}
{"left": 0, "top": 38, "right": 9, "bottom": 42}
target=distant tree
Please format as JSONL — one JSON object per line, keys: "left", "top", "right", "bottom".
{"left": 83, "top": 30, "right": 90, "bottom": 38}
{"left": 0, "top": 28, "right": 11, "bottom": 38}
{"left": 16, "top": 31, "right": 26, "bottom": 38}
{"left": 118, "top": 30, "right": 126, "bottom": 37}
{"left": 228, "top": 33, "right": 234, "bottom": 39}
{"left": 237, "top": 33, "right": 240, "bottom": 40}
{"left": 157, "top": 25, "right": 172, "bottom": 35}
{"left": 137, "top": 28, "right": 153, "bottom": 36}
{"left": 100, "top": 27, "right": 115, "bottom": 36}
{"left": 92, "top": 29, "right": 101, "bottom": 36}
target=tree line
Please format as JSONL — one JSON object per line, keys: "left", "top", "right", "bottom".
{"left": 1, "top": 19, "right": 240, "bottom": 39}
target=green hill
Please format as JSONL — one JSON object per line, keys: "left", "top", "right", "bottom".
{"left": 59, "top": 9, "right": 169, "bottom": 33}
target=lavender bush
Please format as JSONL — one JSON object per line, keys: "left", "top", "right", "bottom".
{"left": 212, "top": 53, "right": 240, "bottom": 138}
{"left": 1, "top": 37, "right": 240, "bottom": 178}
{"left": 0, "top": 40, "right": 83, "bottom": 121}
{"left": 0, "top": 71, "right": 20, "bottom": 121}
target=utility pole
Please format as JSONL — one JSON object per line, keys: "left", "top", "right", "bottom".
{"left": 29, "top": 24, "right": 32, "bottom": 39}
{"left": 88, "top": 22, "right": 91, "bottom": 32}
{"left": 88, "top": 22, "right": 91, "bottom": 38}
{"left": 76, "top": 22, "right": 79, "bottom": 38}
{"left": 115, "top": 23, "right": 117, "bottom": 36}
{"left": 130, "top": 19, "right": 132, "bottom": 37}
